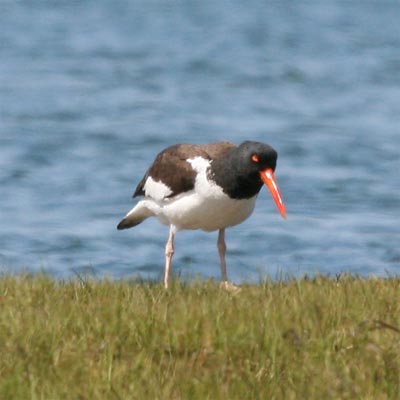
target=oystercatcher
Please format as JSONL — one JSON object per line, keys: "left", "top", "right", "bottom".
{"left": 117, "top": 141, "right": 286, "bottom": 288}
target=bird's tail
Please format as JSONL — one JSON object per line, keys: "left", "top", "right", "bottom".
{"left": 117, "top": 202, "right": 154, "bottom": 230}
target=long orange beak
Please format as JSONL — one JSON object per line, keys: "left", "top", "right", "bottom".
{"left": 260, "top": 168, "right": 287, "bottom": 219}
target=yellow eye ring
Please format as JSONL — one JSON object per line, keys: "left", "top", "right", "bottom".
{"left": 251, "top": 154, "right": 259, "bottom": 163}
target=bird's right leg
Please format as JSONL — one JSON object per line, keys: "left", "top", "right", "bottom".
{"left": 164, "top": 226, "right": 176, "bottom": 289}
{"left": 217, "top": 228, "right": 240, "bottom": 292}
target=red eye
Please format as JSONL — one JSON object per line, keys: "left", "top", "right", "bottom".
{"left": 251, "top": 154, "right": 259, "bottom": 163}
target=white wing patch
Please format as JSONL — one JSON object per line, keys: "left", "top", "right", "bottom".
{"left": 187, "top": 157, "right": 221, "bottom": 197}
{"left": 143, "top": 176, "right": 173, "bottom": 200}
{"left": 186, "top": 156, "right": 210, "bottom": 173}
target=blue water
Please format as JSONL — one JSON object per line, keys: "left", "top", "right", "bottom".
{"left": 1, "top": 1, "right": 399, "bottom": 282}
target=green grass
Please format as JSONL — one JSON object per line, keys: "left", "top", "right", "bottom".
{"left": 0, "top": 274, "right": 399, "bottom": 399}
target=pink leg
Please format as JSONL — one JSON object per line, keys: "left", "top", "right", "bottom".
{"left": 164, "top": 226, "right": 175, "bottom": 289}
{"left": 217, "top": 228, "right": 228, "bottom": 282}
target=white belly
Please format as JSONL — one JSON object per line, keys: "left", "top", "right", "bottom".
{"left": 155, "top": 191, "right": 257, "bottom": 231}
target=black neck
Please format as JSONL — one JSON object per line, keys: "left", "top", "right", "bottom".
{"left": 209, "top": 153, "right": 263, "bottom": 199}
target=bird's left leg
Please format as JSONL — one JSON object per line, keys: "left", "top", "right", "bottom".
{"left": 217, "top": 228, "right": 228, "bottom": 282}
{"left": 164, "top": 225, "right": 176, "bottom": 289}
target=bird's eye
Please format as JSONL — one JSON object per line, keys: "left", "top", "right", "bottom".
{"left": 251, "top": 154, "right": 259, "bottom": 163}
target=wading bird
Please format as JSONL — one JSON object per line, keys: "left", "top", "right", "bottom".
{"left": 117, "top": 141, "right": 286, "bottom": 288}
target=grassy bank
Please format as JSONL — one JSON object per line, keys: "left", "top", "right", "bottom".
{"left": 0, "top": 274, "right": 399, "bottom": 399}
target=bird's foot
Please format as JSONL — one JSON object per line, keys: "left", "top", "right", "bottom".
{"left": 219, "top": 281, "right": 241, "bottom": 293}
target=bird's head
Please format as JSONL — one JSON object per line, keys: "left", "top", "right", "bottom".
{"left": 237, "top": 141, "right": 287, "bottom": 219}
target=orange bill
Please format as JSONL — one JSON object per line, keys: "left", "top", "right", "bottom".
{"left": 260, "top": 168, "right": 287, "bottom": 219}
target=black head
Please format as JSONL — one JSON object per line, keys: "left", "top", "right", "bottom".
{"left": 210, "top": 140, "right": 279, "bottom": 199}
{"left": 235, "top": 141, "right": 278, "bottom": 175}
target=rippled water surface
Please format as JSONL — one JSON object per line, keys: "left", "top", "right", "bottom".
{"left": 1, "top": 1, "right": 399, "bottom": 282}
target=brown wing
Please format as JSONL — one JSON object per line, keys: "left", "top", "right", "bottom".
{"left": 200, "top": 141, "right": 236, "bottom": 160}
{"left": 133, "top": 142, "right": 237, "bottom": 199}
{"left": 133, "top": 144, "right": 211, "bottom": 198}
